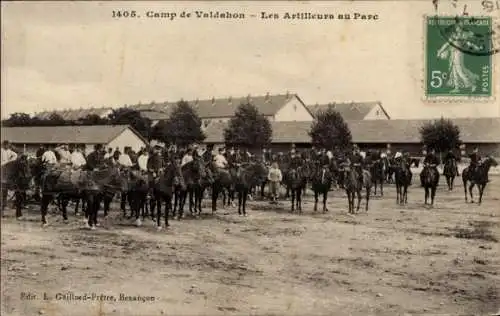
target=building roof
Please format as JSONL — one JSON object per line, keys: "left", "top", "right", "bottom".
{"left": 35, "top": 107, "right": 113, "bottom": 121}
{"left": 307, "top": 101, "right": 390, "bottom": 120}
{"left": 204, "top": 117, "right": 500, "bottom": 144}
{"left": 1, "top": 125, "right": 147, "bottom": 145}
{"left": 128, "top": 93, "right": 304, "bottom": 120}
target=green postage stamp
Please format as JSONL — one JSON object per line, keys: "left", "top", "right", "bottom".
{"left": 425, "top": 16, "right": 494, "bottom": 99}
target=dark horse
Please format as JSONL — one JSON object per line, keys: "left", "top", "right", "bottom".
{"left": 39, "top": 165, "right": 125, "bottom": 228}
{"left": 462, "top": 156, "right": 498, "bottom": 204}
{"left": 1, "top": 157, "right": 32, "bottom": 219}
{"left": 421, "top": 164, "right": 440, "bottom": 206}
{"left": 312, "top": 164, "right": 334, "bottom": 213}
{"left": 344, "top": 166, "right": 372, "bottom": 214}
{"left": 210, "top": 163, "right": 236, "bottom": 213}
{"left": 394, "top": 158, "right": 412, "bottom": 205}
{"left": 232, "top": 162, "right": 267, "bottom": 216}
{"left": 178, "top": 159, "right": 211, "bottom": 218}
{"left": 150, "top": 162, "right": 185, "bottom": 229}
{"left": 443, "top": 158, "right": 459, "bottom": 191}
{"left": 284, "top": 166, "right": 308, "bottom": 214}
{"left": 125, "top": 169, "right": 151, "bottom": 226}
{"left": 370, "top": 159, "right": 386, "bottom": 196}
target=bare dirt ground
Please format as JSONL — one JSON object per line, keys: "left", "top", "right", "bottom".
{"left": 1, "top": 177, "right": 499, "bottom": 316}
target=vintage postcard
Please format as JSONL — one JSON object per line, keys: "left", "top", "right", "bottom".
{"left": 1, "top": 1, "right": 500, "bottom": 316}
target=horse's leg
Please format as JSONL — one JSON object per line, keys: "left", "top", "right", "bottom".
{"left": 297, "top": 188, "right": 302, "bottom": 213}
{"left": 373, "top": 181, "right": 377, "bottom": 195}
{"left": 14, "top": 190, "right": 24, "bottom": 219}
{"left": 211, "top": 185, "right": 218, "bottom": 214}
{"left": 40, "top": 194, "right": 52, "bottom": 226}
{"left": 242, "top": 189, "right": 248, "bottom": 216}
{"left": 74, "top": 197, "right": 80, "bottom": 216}
{"left": 323, "top": 190, "right": 328, "bottom": 213}
{"left": 120, "top": 192, "right": 128, "bottom": 217}
{"left": 431, "top": 185, "right": 437, "bottom": 206}
{"left": 1, "top": 188, "right": 8, "bottom": 215}
{"left": 478, "top": 183, "right": 486, "bottom": 205}
{"left": 237, "top": 190, "right": 242, "bottom": 215}
{"left": 60, "top": 196, "right": 69, "bottom": 222}
{"left": 356, "top": 189, "right": 362, "bottom": 213}
{"left": 380, "top": 178, "right": 384, "bottom": 197}
{"left": 155, "top": 192, "right": 162, "bottom": 229}
{"left": 313, "top": 189, "right": 318, "bottom": 212}
{"left": 469, "top": 183, "right": 475, "bottom": 203}
{"left": 290, "top": 188, "right": 295, "bottom": 213}
{"left": 365, "top": 186, "right": 370, "bottom": 212}
{"left": 451, "top": 176, "right": 454, "bottom": 191}
{"left": 260, "top": 182, "right": 265, "bottom": 199}
{"left": 164, "top": 194, "right": 171, "bottom": 227}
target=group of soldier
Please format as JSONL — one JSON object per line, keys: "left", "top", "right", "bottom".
{"left": 1, "top": 138, "right": 484, "bottom": 189}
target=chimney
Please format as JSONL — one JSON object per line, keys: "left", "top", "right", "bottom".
{"left": 265, "top": 92, "right": 270, "bottom": 103}
{"left": 228, "top": 96, "right": 232, "bottom": 105}
{"left": 195, "top": 98, "right": 199, "bottom": 107}
{"left": 211, "top": 97, "right": 216, "bottom": 106}
{"left": 246, "top": 94, "right": 251, "bottom": 103}
{"left": 286, "top": 91, "right": 290, "bottom": 99}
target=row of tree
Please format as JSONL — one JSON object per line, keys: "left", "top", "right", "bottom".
{"left": 2, "top": 102, "right": 462, "bottom": 152}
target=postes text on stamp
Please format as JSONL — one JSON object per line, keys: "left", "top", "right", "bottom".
{"left": 425, "top": 16, "right": 493, "bottom": 99}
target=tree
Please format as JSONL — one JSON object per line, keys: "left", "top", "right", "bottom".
{"left": 108, "top": 107, "right": 151, "bottom": 139}
{"left": 419, "top": 117, "right": 461, "bottom": 153}
{"left": 41, "top": 113, "right": 67, "bottom": 126}
{"left": 77, "top": 114, "right": 109, "bottom": 125}
{"left": 151, "top": 100, "right": 205, "bottom": 147}
{"left": 309, "top": 108, "right": 352, "bottom": 151}
{"left": 223, "top": 103, "right": 272, "bottom": 149}
{"left": 2, "top": 112, "right": 34, "bottom": 127}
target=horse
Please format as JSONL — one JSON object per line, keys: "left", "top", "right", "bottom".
{"left": 1, "top": 156, "right": 32, "bottom": 219}
{"left": 462, "top": 156, "right": 498, "bottom": 204}
{"left": 177, "top": 159, "right": 210, "bottom": 218}
{"left": 38, "top": 164, "right": 125, "bottom": 228}
{"left": 125, "top": 168, "right": 151, "bottom": 226}
{"left": 210, "top": 162, "right": 236, "bottom": 213}
{"left": 150, "top": 162, "right": 185, "bottom": 229}
{"left": 311, "top": 164, "right": 334, "bottom": 213}
{"left": 385, "top": 157, "right": 396, "bottom": 184}
{"left": 394, "top": 159, "right": 412, "bottom": 205}
{"left": 232, "top": 162, "right": 267, "bottom": 216}
{"left": 421, "top": 164, "right": 440, "bottom": 206}
{"left": 370, "top": 159, "right": 386, "bottom": 196}
{"left": 284, "top": 165, "right": 308, "bottom": 213}
{"left": 344, "top": 166, "right": 372, "bottom": 214}
{"left": 443, "top": 158, "right": 459, "bottom": 191}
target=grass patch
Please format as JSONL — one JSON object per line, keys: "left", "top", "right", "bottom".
{"left": 452, "top": 221, "right": 498, "bottom": 242}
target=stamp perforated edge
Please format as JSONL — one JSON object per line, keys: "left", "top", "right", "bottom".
{"left": 421, "top": 14, "right": 497, "bottom": 103}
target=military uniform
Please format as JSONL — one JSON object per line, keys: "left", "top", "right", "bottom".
{"left": 469, "top": 151, "right": 480, "bottom": 171}
{"left": 85, "top": 150, "right": 106, "bottom": 171}
{"left": 420, "top": 151, "right": 439, "bottom": 186}
{"left": 349, "top": 151, "right": 365, "bottom": 183}
{"left": 444, "top": 150, "right": 459, "bottom": 176}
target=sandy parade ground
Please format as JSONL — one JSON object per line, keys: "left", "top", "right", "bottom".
{"left": 1, "top": 175, "right": 499, "bottom": 316}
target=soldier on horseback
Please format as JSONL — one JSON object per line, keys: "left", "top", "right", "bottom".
{"left": 348, "top": 144, "right": 365, "bottom": 184}
{"left": 444, "top": 149, "right": 459, "bottom": 176}
{"left": 86, "top": 144, "right": 106, "bottom": 171}
{"left": 468, "top": 147, "right": 480, "bottom": 175}
{"left": 420, "top": 148, "right": 440, "bottom": 187}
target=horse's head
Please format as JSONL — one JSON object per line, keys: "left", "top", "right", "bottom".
{"left": 483, "top": 156, "right": 498, "bottom": 168}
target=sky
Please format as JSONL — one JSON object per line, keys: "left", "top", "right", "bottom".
{"left": 1, "top": 1, "right": 499, "bottom": 119}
